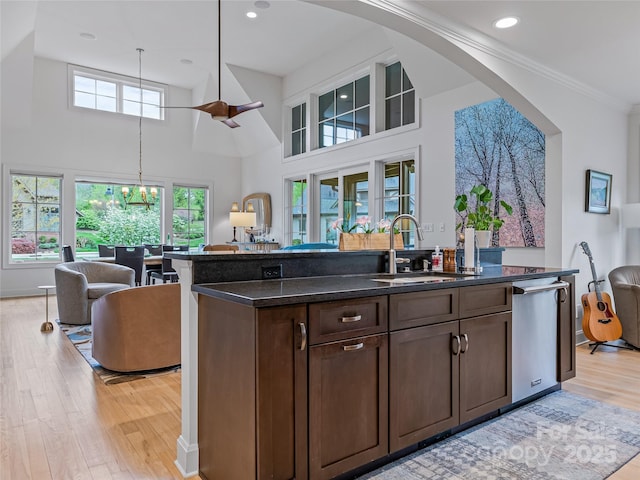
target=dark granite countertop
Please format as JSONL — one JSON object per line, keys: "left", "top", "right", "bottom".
{"left": 192, "top": 266, "right": 578, "bottom": 307}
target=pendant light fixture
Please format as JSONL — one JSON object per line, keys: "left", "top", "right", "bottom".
{"left": 122, "top": 48, "right": 157, "bottom": 209}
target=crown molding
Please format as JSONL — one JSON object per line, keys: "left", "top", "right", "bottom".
{"left": 365, "top": 0, "right": 629, "bottom": 112}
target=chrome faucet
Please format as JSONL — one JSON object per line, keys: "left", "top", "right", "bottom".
{"left": 388, "top": 214, "right": 424, "bottom": 274}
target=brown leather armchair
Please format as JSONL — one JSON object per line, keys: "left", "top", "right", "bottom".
{"left": 608, "top": 266, "right": 640, "bottom": 349}
{"left": 91, "top": 283, "right": 181, "bottom": 372}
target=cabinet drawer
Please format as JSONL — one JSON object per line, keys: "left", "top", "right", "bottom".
{"left": 389, "top": 288, "right": 459, "bottom": 331}
{"left": 309, "top": 296, "right": 388, "bottom": 345}
{"left": 459, "top": 282, "right": 512, "bottom": 318}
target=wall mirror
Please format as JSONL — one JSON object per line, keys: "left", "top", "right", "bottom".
{"left": 243, "top": 192, "right": 271, "bottom": 234}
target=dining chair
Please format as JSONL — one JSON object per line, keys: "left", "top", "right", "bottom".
{"left": 62, "top": 245, "right": 75, "bottom": 262}
{"left": 150, "top": 245, "right": 189, "bottom": 284}
{"left": 114, "top": 245, "right": 145, "bottom": 286}
{"left": 144, "top": 244, "right": 164, "bottom": 284}
{"left": 98, "top": 244, "right": 116, "bottom": 257}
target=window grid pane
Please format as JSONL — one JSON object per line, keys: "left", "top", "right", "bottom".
{"left": 291, "top": 179, "right": 307, "bottom": 245}
{"left": 11, "top": 174, "right": 62, "bottom": 263}
{"left": 384, "top": 62, "right": 415, "bottom": 130}
{"left": 318, "top": 75, "right": 370, "bottom": 150}
{"left": 290, "top": 102, "right": 307, "bottom": 156}
{"left": 72, "top": 72, "right": 164, "bottom": 120}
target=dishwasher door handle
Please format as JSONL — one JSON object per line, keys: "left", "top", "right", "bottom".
{"left": 513, "top": 280, "right": 569, "bottom": 295}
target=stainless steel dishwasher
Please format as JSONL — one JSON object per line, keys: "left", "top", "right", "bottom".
{"left": 512, "top": 278, "right": 570, "bottom": 403}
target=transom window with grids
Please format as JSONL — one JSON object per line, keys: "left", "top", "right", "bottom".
{"left": 70, "top": 65, "right": 165, "bottom": 120}
{"left": 318, "top": 76, "right": 370, "bottom": 148}
{"left": 385, "top": 62, "right": 415, "bottom": 130}
{"left": 291, "top": 103, "right": 307, "bottom": 156}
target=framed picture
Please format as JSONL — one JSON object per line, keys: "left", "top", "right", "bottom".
{"left": 585, "top": 169, "right": 612, "bottom": 214}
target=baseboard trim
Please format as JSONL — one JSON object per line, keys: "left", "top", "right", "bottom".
{"left": 175, "top": 435, "right": 199, "bottom": 478}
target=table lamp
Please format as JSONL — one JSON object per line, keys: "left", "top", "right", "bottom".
{"left": 230, "top": 209, "right": 257, "bottom": 243}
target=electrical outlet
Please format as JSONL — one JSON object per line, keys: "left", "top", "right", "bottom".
{"left": 423, "top": 223, "right": 434, "bottom": 232}
{"left": 262, "top": 264, "right": 283, "bottom": 279}
{"left": 439, "top": 223, "right": 445, "bottom": 232}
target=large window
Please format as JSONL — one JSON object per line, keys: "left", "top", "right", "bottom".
{"left": 11, "top": 173, "right": 62, "bottom": 263}
{"left": 319, "top": 177, "right": 339, "bottom": 244}
{"left": 70, "top": 65, "right": 165, "bottom": 120}
{"left": 381, "top": 159, "right": 416, "bottom": 245}
{"left": 290, "top": 179, "right": 308, "bottom": 245}
{"left": 291, "top": 103, "right": 307, "bottom": 156}
{"left": 385, "top": 62, "right": 415, "bottom": 130}
{"left": 172, "top": 186, "right": 207, "bottom": 248}
{"left": 75, "top": 182, "right": 162, "bottom": 257}
{"left": 318, "top": 76, "right": 370, "bottom": 148}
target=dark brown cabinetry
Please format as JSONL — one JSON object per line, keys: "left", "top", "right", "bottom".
{"left": 308, "top": 296, "right": 388, "bottom": 480}
{"left": 389, "top": 284, "right": 512, "bottom": 452}
{"left": 198, "top": 296, "right": 308, "bottom": 480}
{"left": 197, "top": 278, "right": 571, "bottom": 480}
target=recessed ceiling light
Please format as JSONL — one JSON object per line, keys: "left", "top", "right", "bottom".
{"left": 493, "top": 16, "right": 519, "bottom": 29}
{"left": 340, "top": 94, "right": 348, "bottom": 99}
{"left": 254, "top": 0, "right": 270, "bottom": 8}
{"left": 79, "top": 32, "right": 96, "bottom": 40}
{"left": 180, "top": 58, "right": 193, "bottom": 65}
{"left": 246, "top": 11, "right": 257, "bottom": 19}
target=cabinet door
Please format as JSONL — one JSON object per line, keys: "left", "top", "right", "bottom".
{"left": 257, "top": 306, "right": 308, "bottom": 480}
{"left": 459, "top": 312, "right": 512, "bottom": 424}
{"left": 389, "top": 321, "right": 460, "bottom": 452}
{"left": 558, "top": 275, "right": 576, "bottom": 381}
{"left": 309, "top": 334, "right": 388, "bottom": 480}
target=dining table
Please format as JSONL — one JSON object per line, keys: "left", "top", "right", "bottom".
{"left": 89, "top": 255, "right": 163, "bottom": 266}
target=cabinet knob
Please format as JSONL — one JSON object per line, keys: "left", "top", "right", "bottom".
{"left": 340, "top": 314, "right": 362, "bottom": 323}
{"left": 452, "top": 335, "right": 461, "bottom": 355}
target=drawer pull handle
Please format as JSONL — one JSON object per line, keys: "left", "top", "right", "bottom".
{"left": 461, "top": 333, "right": 469, "bottom": 353}
{"left": 343, "top": 342, "right": 364, "bottom": 352}
{"left": 452, "top": 335, "right": 461, "bottom": 355}
{"left": 340, "top": 314, "right": 362, "bottom": 323}
{"left": 299, "top": 322, "right": 307, "bottom": 351}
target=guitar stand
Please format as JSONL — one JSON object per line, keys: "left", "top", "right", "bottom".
{"left": 589, "top": 341, "right": 637, "bottom": 354}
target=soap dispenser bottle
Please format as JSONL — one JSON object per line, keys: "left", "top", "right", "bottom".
{"left": 432, "top": 245, "right": 444, "bottom": 272}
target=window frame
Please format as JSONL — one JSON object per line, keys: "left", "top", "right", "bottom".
{"left": 384, "top": 61, "right": 416, "bottom": 131}
{"left": 317, "top": 75, "right": 371, "bottom": 149}
{"left": 68, "top": 64, "right": 167, "bottom": 120}
{"left": 9, "top": 171, "right": 63, "bottom": 265}
{"left": 172, "top": 184, "right": 209, "bottom": 250}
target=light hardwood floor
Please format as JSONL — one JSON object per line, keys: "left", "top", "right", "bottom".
{"left": 1, "top": 294, "right": 639, "bottom": 479}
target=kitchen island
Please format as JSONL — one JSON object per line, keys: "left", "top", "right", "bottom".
{"left": 192, "top": 264, "right": 577, "bottom": 480}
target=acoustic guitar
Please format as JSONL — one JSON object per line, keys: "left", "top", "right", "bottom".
{"left": 579, "top": 241, "right": 622, "bottom": 342}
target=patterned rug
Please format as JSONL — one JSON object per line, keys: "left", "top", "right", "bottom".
{"left": 359, "top": 390, "right": 640, "bottom": 480}
{"left": 58, "top": 322, "right": 180, "bottom": 385}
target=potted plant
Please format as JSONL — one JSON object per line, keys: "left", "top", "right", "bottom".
{"left": 454, "top": 184, "right": 513, "bottom": 247}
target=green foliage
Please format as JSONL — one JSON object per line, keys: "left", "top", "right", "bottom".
{"left": 454, "top": 185, "right": 513, "bottom": 231}
{"left": 98, "top": 207, "right": 160, "bottom": 245}
{"left": 76, "top": 210, "right": 102, "bottom": 230}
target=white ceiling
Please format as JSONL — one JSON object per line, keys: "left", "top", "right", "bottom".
{"left": 3, "top": 0, "right": 639, "bottom": 110}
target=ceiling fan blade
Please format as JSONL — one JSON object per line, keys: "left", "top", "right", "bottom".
{"left": 228, "top": 101, "right": 264, "bottom": 119}
{"left": 223, "top": 118, "right": 241, "bottom": 128}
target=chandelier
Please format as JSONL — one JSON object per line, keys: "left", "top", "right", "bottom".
{"left": 122, "top": 48, "right": 157, "bottom": 209}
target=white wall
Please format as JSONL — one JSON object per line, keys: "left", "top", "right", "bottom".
{"left": 1, "top": 57, "right": 242, "bottom": 297}
{"left": 242, "top": 1, "right": 631, "bottom": 302}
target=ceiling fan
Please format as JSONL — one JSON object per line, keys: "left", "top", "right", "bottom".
{"left": 165, "top": 0, "right": 263, "bottom": 128}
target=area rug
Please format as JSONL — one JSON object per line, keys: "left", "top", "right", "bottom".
{"left": 359, "top": 390, "right": 640, "bottom": 480}
{"left": 58, "top": 322, "right": 180, "bottom": 385}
